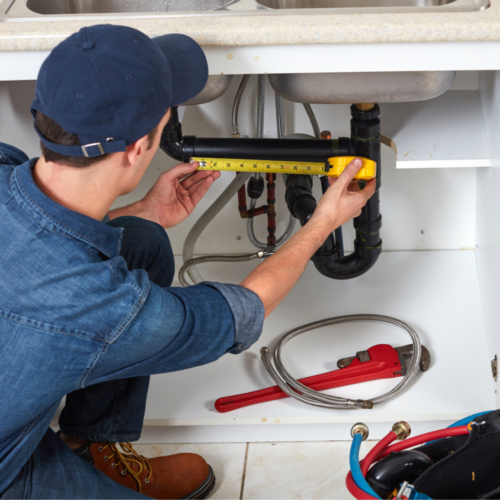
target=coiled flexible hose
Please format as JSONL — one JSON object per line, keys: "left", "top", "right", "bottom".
{"left": 260, "top": 314, "right": 422, "bottom": 410}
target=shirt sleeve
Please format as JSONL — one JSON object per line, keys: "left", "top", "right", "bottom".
{"left": 86, "top": 281, "right": 265, "bottom": 385}
{"left": 0, "top": 143, "right": 30, "bottom": 167}
{"left": 200, "top": 281, "right": 265, "bottom": 354}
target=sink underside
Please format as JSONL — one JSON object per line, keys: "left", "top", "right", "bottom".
{"left": 268, "top": 71, "right": 457, "bottom": 104}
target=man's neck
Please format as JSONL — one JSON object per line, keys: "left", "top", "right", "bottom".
{"left": 33, "top": 156, "right": 121, "bottom": 221}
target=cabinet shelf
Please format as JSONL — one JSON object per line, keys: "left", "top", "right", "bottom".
{"left": 384, "top": 90, "right": 490, "bottom": 169}
{"left": 137, "top": 251, "right": 494, "bottom": 441}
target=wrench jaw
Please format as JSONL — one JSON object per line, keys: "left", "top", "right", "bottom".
{"left": 337, "top": 350, "right": 371, "bottom": 369}
{"left": 395, "top": 344, "right": 432, "bottom": 374}
{"left": 337, "top": 356, "right": 357, "bottom": 369}
{"left": 337, "top": 345, "right": 432, "bottom": 374}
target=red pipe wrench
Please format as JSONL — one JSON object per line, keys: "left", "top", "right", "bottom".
{"left": 214, "top": 343, "right": 430, "bottom": 413}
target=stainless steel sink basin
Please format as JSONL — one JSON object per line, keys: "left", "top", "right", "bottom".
{"left": 0, "top": 0, "right": 489, "bottom": 20}
{"left": 258, "top": 0, "right": 470, "bottom": 10}
{"left": 182, "top": 75, "right": 234, "bottom": 105}
{"left": 25, "top": 0, "right": 232, "bottom": 14}
{"left": 268, "top": 71, "right": 457, "bottom": 104}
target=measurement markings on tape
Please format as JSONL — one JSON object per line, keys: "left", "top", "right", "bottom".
{"left": 192, "top": 156, "right": 377, "bottom": 181}
{"left": 193, "top": 158, "right": 327, "bottom": 176}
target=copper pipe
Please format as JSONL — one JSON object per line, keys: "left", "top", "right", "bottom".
{"left": 237, "top": 184, "right": 247, "bottom": 215}
{"left": 240, "top": 206, "right": 269, "bottom": 219}
{"left": 238, "top": 175, "right": 269, "bottom": 219}
{"left": 266, "top": 173, "right": 277, "bottom": 247}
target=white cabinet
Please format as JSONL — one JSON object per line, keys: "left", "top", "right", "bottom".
{"left": 1, "top": 48, "right": 499, "bottom": 441}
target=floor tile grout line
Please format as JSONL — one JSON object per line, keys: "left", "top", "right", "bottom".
{"left": 239, "top": 442, "right": 250, "bottom": 500}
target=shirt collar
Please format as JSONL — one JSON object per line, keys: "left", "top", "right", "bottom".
{"left": 11, "top": 160, "right": 123, "bottom": 258}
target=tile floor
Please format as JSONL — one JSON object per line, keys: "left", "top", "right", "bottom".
{"left": 135, "top": 440, "right": 377, "bottom": 499}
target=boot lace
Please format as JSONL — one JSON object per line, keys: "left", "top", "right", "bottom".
{"left": 100, "top": 442, "right": 153, "bottom": 493}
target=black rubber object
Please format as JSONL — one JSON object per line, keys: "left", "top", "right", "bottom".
{"left": 247, "top": 176, "right": 265, "bottom": 200}
{"left": 366, "top": 450, "right": 433, "bottom": 499}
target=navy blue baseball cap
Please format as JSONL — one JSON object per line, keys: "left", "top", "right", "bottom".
{"left": 31, "top": 25, "right": 208, "bottom": 158}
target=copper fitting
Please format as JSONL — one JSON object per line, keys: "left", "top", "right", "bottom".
{"left": 354, "top": 103, "right": 376, "bottom": 112}
{"left": 350, "top": 423, "right": 369, "bottom": 441}
{"left": 392, "top": 421, "right": 411, "bottom": 441}
{"left": 240, "top": 206, "right": 268, "bottom": 219}
{"left": 320, "top": 130, "right": 332, "bottom": 140}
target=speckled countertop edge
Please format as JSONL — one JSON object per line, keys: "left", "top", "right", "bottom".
{"left": 1, "top": 1, "right": 500, "bottom": 50}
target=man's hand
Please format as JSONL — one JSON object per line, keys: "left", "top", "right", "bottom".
{"left": 240, "top": 158, "right": 376, "bottom": 318}
{"left": 311, "top": 158, "right": 376, "bottom": 232}
{"left": 108, "top": 162, "right": 220, "bottom": 227}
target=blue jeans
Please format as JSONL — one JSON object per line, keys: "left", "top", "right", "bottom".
{"left": 1, "top": 216, "right": 174, "bottom": 499}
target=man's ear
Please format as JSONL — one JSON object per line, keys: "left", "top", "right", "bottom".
{"left": 125, "top": 134, "right": 149, "bottom": 166}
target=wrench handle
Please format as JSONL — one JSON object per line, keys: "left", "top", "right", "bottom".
{"left": 215, "top": 344, "right": 401, "bottom": 413}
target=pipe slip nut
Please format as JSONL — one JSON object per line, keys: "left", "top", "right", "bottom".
{"left": 351, "top": 423, "right": 369, "bottom": 441}
{"left": 392, "top": 421, "right": 412, "bottom": 440}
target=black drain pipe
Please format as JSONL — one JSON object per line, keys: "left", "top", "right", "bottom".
{"left": 160, "top": 107, "right": 352, "bottom": 163}
{"left": 286, "top": 104, "right": 382, "bottom": 279}
{"left": 314, "top": 104, "right": 382, "bottom": 279}
{"left": 160, "top": 105, "right": 381, "bottom": 280}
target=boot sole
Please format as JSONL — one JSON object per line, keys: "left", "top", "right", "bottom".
{"left": 181, "top": 465, "right": 216, "bottom": 500}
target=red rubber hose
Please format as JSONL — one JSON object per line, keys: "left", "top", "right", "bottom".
{"left": 346, "top": 471, "right": 379, "bottom": 499}
{"left": 347, "top": 425, "right": 469, "bottom": 499}
{"left": 376, "top": 425, "right": 469, "bottom": 462}
{"left": 361, "top": 431, "right": 398, "bottom": 477}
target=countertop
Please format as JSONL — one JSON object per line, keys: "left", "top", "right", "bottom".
{"left": 0, "top": 0, "right": 499, "bottom": 51}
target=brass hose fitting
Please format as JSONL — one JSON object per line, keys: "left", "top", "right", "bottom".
{"left": 392, "top": 421, "right": 412, "bottom": 440}
{"left": 351, "top": 423, "right": 369, "bottom": 441}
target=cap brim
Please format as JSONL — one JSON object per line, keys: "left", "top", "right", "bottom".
{"left": 152, "top": 34, "right": 208, "bottom": 107}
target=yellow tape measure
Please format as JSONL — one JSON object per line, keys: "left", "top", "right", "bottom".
{"left": 193, "top": 156, "right": 376, "bottom": 181}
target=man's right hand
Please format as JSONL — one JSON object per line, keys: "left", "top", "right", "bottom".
{"left": 240, "top": 158, "right": 376, "bottom": 318}
{"left": 311, "top": 157, "right": 376, "bottom": 233}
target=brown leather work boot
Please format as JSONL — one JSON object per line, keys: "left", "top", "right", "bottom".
{"left": 74, "top": 441, "right": 215, "bottom": 499}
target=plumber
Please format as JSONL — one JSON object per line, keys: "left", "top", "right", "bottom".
{"left": 0, "top": 24, "right": 375, "bottom": 500}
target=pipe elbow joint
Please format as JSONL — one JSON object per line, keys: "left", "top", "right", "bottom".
{"left": 314, "top": 240, "right": 382, "bottom": 280}
{"left": 160, "top": 140, "right": 183, "bottom": 162}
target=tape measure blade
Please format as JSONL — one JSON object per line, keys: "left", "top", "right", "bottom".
{"left": 193, "top": 156, "right": 376, "bottom": 181}
{"left": 192, "top": 157, "right": 327, "bottom": 176}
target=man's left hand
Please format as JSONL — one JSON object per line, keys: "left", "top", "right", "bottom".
{"left": 108, "top": 162, "right": 220, "bottom": 227}
{"left": 143, "top": 161, "right": 220, "bottom": 228}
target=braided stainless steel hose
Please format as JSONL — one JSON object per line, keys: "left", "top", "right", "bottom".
{"left": 303, "top": 103, "right": 321, "bottom": 139}
{"left": 261, "top": 314, "right": 422, "bottom": 410}
{"left": 178, "top": 252, "right": 267, "bottom": 287}
{"left": 232, "top": 75, "right": 250, "bottom": 138}
{"left": 256, "top": 75, "right": 266, "bottom": 140}
{"left": 275, "top": 93, "right": 285, "bottom": 139}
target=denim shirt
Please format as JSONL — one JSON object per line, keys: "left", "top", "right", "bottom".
{"left": 0, "top": 143, "right": 264, "bottom": 492}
